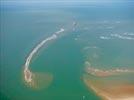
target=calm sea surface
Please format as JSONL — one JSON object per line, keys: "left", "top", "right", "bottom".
{"left": 1, "top": 2, "right": 134, "bottom": 100}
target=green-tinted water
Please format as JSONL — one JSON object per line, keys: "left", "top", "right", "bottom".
{"left": 1, "top": 1, "right": 134, "bottom": 100}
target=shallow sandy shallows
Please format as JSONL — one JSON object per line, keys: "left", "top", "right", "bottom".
{"left": 83, "top": 74, "right": 134, "bottom": 100}
{"left": 23, "top": 70, "right": 53, "bottom": 90}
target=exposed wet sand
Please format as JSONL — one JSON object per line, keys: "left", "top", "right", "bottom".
{"left": 83, "top": 61, "right": 134, "bottom": 100}
{"left": 85, "top": 61, "right": 134, "bottom": 77}
{"left": 83, "top": 77, "right": 134, "bottom": 100}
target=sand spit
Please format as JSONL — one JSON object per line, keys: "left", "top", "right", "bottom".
{"left": 23, "top": 21, "right": 77, "bottom": 89}
{"left": 23, "top": 28, "right": 65, "bottom": 87}
{"left": 85, "top": 61, "right": 134, "bottom": 77}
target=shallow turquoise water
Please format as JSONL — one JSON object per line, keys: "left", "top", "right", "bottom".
{"left": 1, "top": 2, "right": 134, "bottom": 100}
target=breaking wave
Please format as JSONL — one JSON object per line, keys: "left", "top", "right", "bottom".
{"left": 100, "top": 32, "right": 134, "bottom": 40}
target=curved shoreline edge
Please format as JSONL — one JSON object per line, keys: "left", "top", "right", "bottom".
{"left": 85, "top": 61, "right": 134, "bottom": 77}
{"left": 83, "top": 61, "right": 134, "bottom": 100}
{"left": 23, "top": 28, "right": 65, "bottom": 86}
{"left": 83, "top": 77, "right": 134, "bottom": 100}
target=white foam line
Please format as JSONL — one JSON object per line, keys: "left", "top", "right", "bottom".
{"left": 111, "top": 34, "right": 134, "bottom": 40}
{"left": 83, "top": 46, "right": 97, "bottom": 50}
{"left": 55, "top": 28, "right": 64, "bottom": 35}
{"left": 100, "top": 33, "right": 134, "bottom": 41}
{"left": 24, "top": 28, "right": 65, "bottom": 83}
{"left": 25, "top": 34, "right": 57, "bottom": 69}
{"left": 100, "top": 36, "right": 110, "bottom": 40}
{"left": 123, "top": 32, "right": 134, "bottom": 36}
